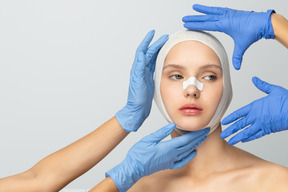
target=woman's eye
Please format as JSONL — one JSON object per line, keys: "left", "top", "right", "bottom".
{"left": 203, "top": 75, "right": 217, "bottom": 81}
{"left": 170, "top": 74, "right": 183, "bottom": 80}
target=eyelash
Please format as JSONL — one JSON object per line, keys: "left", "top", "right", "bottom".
{"left": 203, "top": 75, "right": 217, "bottom": 81}
{"left": 169, "top": 74, "right": 217, "bottom": 81}
{"left": 170, "top": 74, "right": 183, "bottom": 80}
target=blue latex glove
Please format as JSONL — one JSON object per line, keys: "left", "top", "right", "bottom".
{"left": 116, "top": 30, "right": 169, "bottom": 132}
{"left": 106, "top": 124, "right": 210, "bottom": 192}
{"left": 221, "top": 77, "right": 288, "bottom": 145}
{"left": 182, "top": 4, "right": 275, "bottom": 70}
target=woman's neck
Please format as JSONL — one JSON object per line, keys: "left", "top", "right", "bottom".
{"left": 171, "top": 124, "right": 235, "bottom": 178}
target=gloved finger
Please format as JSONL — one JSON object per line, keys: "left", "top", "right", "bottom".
{"left": 222, "top": 104, "right": 250, "bottom": 125}
{"left": 232, "top": 43, "right": 245, "bottom": 70}
{"left": 193, "top": 4, "right": 225, "bottom": 15}
{"left": 177, "top": 136, "right": 207, "bottom": 158}
{"left": 241, "top": 130, "right": 264, "bottom": 143}
{"left": 165, "top": 127, "right": 209, "bottom": 147}
{"left": 136, "top": 30, "right": 155, "bottom": 53}
{"left": 252, "top": 76, "right": 273, "bottom": 94}
{"left": 130, "top": 30, "right": 155, "bottom": 74}
{"left": 220, "top": 116, "right": 253, "bottom": 139}
{"left": 227, "top": 124, "right": 259, "bottom": 145}
{"left": 184, "top": 21, "right": 220, "bottom": 31}
{"left": 172, "top": 151, "right": 197, "bottom": 169}
{"left": 146, "top": 34, "right": 169, "bottom": 69}
{"left": 141, "top": 123, "right": 176, "bottom": 143}
{"left": 132, "top": 51, "right": 146, "bottom": 78}
{"left": 182, "top": 15, "right": 218, "bottom": 22}
{"left": 175, "top": 134, "right": 207, "bottom": 154}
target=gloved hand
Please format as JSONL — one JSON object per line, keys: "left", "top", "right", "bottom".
{"left": 221, "top": 77, "right": 288, "bottom": 145}
{"left": 116, "top": 30, "right": 169, "bottom": 132}
{"left": 106, "top": 123, "right": 210, "bottom": 192}
{"left": 182, "top": 4, "right": 275, "bottom": 70}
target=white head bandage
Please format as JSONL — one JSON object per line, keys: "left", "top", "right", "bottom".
{"left": 153, "top": 30, "right": 233, "bottom": 135}
{"left": 183, "top": 76, "right": 203, "bottom": 91}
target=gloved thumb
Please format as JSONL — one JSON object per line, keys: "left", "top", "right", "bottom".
{"left": 232, "top": 43, "right": 244, "bottom": 70}
{"left": 142, "top": 123, "right": 176, "bottom": 143}
{"left": 252, "top": 76, "right": 273, "bottom": 94}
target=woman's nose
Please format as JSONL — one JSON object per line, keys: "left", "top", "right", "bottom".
{"left": 184, "top": 84, "right": 201, "bottom": 98}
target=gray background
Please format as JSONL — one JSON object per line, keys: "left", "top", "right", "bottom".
{"left": 0, "top": 0, "right": 287, "bottom": 189}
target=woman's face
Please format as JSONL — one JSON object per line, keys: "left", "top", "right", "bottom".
{"left": 160, "top": 41, "right": 223, "bottom": 131}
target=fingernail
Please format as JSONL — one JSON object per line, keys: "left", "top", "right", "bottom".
{"left": 228, "top": 139, "right": 237, "bottom": 145}
{"left": 221, "top": 119, "right": 227, "bottom": 125}
{"left": 220, "top": 130, "right": 229, "bottom": 138}
{"left": 234, "top": 62, "right": 240, "bottom": 70}
{"left": 166, "top": 123, "right": 175, "bottom": 133}
{"left": 149, "top": 29, "right": 155, "bottom": 35}
{"left": 252, "top": 76, "right": 259, "bottom": 83}
{"left": 161, "top": 34, "right": 169, "bottom": 40}
{"left": 220, "top": 132, "right": 226, "bottom": 139}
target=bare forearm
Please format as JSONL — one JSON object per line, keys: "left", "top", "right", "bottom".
{"left": 89, "top": 177, "right": 119, "bottom": 192}
{"left": 0, "top": 116, "right": 129, "bottom": 192}
{"left": 31, "top": 116, "right": 129, "bottom": 190}
{"left": 271, "top": 13, "right": 288, "bottom": 48}
{"left": 0, "top": 171, "right": 40, "bottom": 192}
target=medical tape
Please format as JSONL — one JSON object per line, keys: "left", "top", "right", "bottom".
{"left": 183, "top": 76, "right": 203, "bottom": 91}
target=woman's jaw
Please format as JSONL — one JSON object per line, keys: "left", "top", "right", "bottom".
{"left": 160, "top": 41, "right": 223, "bottom": 133}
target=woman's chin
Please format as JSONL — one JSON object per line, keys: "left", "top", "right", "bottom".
{"left": 175, "top": 124, "right": 207, "bottom": 132}
{"left": 174, "top": 119, "right": 209, "bottom": 132}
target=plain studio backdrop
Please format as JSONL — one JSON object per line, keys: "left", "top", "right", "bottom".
{"left": 0, "top": 0, "right": 287, "bottom": 190}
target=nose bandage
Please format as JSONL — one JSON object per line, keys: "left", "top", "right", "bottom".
{"left": 154, "top": 30, "right": 233, "bottom": 135}
{"left": 183, "top": 76, "right": 203, "bottom": 91}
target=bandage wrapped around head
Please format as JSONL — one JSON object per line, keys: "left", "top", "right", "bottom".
{"left": 154, "top": 30, "right": 233, "bottom": 135}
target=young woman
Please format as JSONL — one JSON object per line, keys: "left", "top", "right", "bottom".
{"left": 126, "top": 30, "right": 288, "bottom": 191}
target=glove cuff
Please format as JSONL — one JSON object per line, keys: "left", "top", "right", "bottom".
{"left": 264, "top": 9, "right": 276, "bottom": 39}
{"left": 116, "top": 106, "right": 139, "bottom": 132}
{"left": 105, "top": 162, "right": 139, "bottom": 192}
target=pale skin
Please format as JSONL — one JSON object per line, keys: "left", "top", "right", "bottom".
{"left": 271, "top": 13, "right": 288, "bottom": 48}
{"left": 128, "top": 30, "right": 288, "bottom": 191}
{"left": 91, "top": 12, "right": 288, "bottom": 192}
{"left": 130, "top": 126, "right": 288, "bottom": 192}
{"left": 1, "top": 13, "right": 288, "bottom": 192}
{"left": 0, "top": 116, "right": 124, "bottom": 192}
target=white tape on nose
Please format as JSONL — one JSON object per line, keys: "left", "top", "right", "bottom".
{"left": 183, "top": 76, "right": 203, "bottom": 91}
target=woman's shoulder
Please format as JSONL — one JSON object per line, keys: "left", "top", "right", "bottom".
{"left": 257, "top": 161, "right": 288, "bottom": 191}
{"left": 235, "top": 148, "right": 288, "bottom": 192}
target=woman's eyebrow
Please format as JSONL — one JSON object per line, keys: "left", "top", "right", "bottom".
{"left": 162, "top": 64, "right": 185, "bottom": 71}
{"left": 162, "top": 64, "right": 222, "bottom": 71}
{"left": 200, "top": 64, "right": 222, "bottom": 71}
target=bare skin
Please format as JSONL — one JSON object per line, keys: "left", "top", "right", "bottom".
{"left": 87, "top": 11, "right": 288, "bottom": 192}
{"left": 129, "top": 125, "right": 288, "bottom": 192}
{"left": 272, "top": 13, "right": 288, "bottom": 48}
{"left": 0, "top": 116, "right": 126, "bottom": 192}
{"left": 5, "top": 12, "right": 284, "bottom": 192}
{"left": 128, "top": 13, "right": 288, "bottom": 192}
{"left": 89, "top": 177, "right": 119, "bottom": 192}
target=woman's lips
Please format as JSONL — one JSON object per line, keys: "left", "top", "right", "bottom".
{"left": 179, "top": 103, "right": 203, "bottom": 115}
